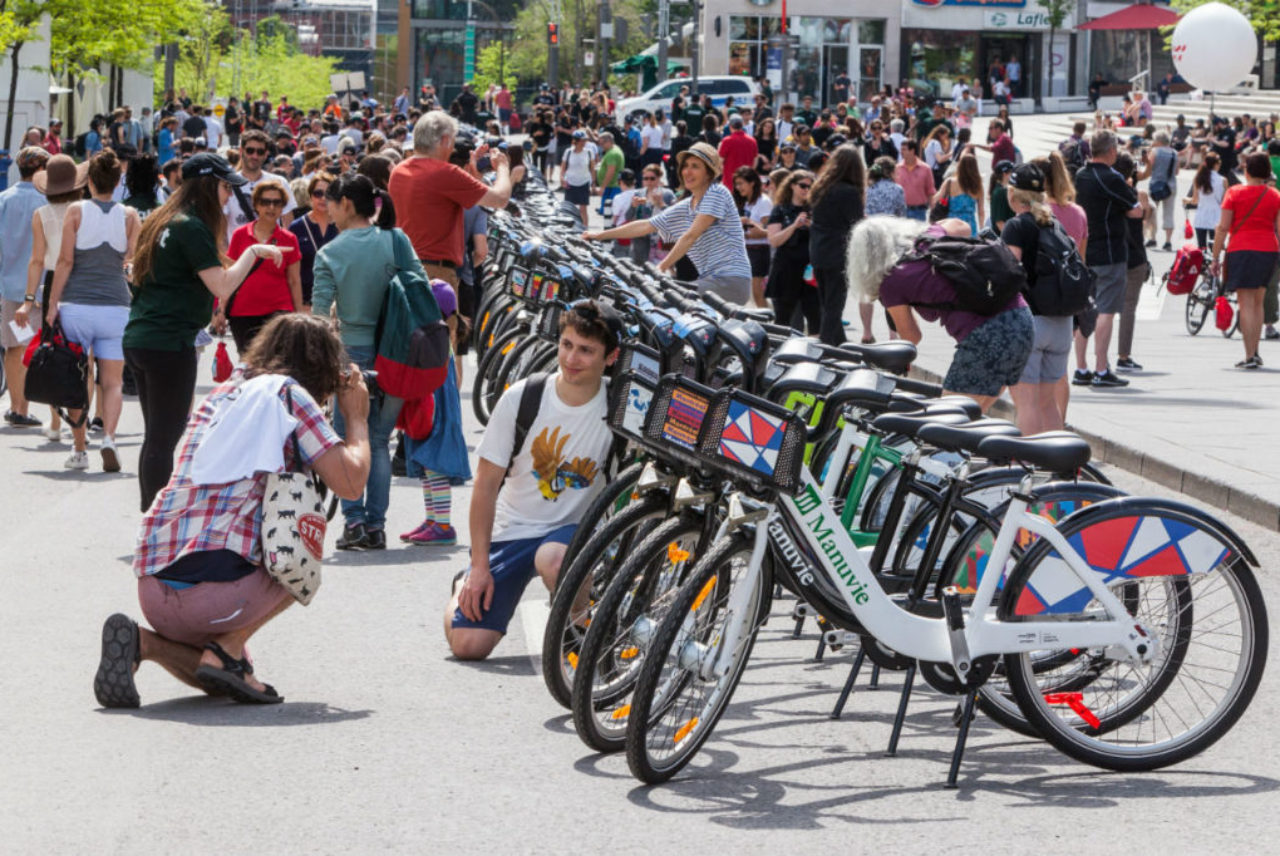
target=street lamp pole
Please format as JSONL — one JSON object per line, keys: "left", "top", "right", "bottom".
{"left": 657, "top": 0, "right": 669, "bottom": 84}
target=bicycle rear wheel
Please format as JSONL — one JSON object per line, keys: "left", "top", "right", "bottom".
{"left": 1004, "top": 505, "right": 1267, "bottom": 771}
{"left": 625, "top": 529, "right": 771, "bottom": 784}
{"left": 1184, "top": 282, "right": 1211, "bottom": 336}
{"left": 572, "top": 511, "right": 705, "bottom": 752}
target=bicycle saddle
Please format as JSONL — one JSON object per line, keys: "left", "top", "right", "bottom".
{"left": 766, "top": 362, "right": 840, "bottom": 401}
{"left": 718, "top": 318, "right": 768, "bottom": 360}
{"left": 871, "top": 410, "right": 971, "bottom": 438}
{"left": 838, "top": 341, "right": 917, "bottom": 375}
{"left": 766, "top": 337, "right": 822, "bottom": 366}
{"left": 916, "top": 418, "right": 1021, "bottom": 455}
{"left": 976, "top": 432, "right": 1093, "bottom": 472}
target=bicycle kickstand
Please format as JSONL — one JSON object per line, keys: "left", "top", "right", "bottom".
{"left": 886, "top": 663, "right": 917, "bottom": 756}
{"left": 868, "top": 662, "right": 881, "bottom": 689}
{"left": 830, "top": 646, "right": 866, "bottom": 720}
{"left": 945, "top": 689, "right": 979, "bottom": 789}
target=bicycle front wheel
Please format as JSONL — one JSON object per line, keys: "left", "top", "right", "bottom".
{"left": 1184, "top": 284, "right": 1211, "bottom": 336}
{"left": 1004, "top": 507, "right": 1267, "bottom": 771}
{"left": 625, "top": 529, "right": 772, "bottom": 784}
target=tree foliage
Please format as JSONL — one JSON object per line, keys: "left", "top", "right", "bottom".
{"left": 504, "top": 0, "right": 669, "bottom": 88}
{"left": 471, "top": 41, "right": 517, "bottom": 93}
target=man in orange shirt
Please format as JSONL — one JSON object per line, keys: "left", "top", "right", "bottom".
{"left": 388, "top": 111, "right": 513, "bottom": 287}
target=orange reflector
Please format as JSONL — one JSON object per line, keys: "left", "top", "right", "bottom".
{"left": 620, "top": 646, "right": 639, "bottom": 660}
{"left": 501, "top": 341, "right": 516, "bottom": 355}
{"left": 691, "top": 577, "right": 716, "bottom": 611}
{"left": 611, "top": 704, "right": 631, "bottom": 720}
{"left": 566, "top": 652, "right": 578, "bottom": 669}
{"left": 673, "top": 717, "right": 699, "bottom": 743}
{"left": 668, "top": 542, "right": 691, "bottom": 564}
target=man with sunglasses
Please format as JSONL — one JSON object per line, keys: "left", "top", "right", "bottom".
{"left": 223, "top": 129, "right": 296, "bottom": 244}
{"left": 446, "top": 301, "right": 623, "bottom": 661}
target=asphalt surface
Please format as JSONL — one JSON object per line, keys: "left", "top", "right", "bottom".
{"left": 2, "top": 341, "right": 1278, "bottom": 853}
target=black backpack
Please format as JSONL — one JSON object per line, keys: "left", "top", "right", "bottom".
{"left": 506, "top": 373, "right": 548, "bottom": 480}
{"left": 73, "top": 133, "right": 88, "bottom": 158}
{"left": 1029, "top": 221, "right": 1095, "bottom": 316}
{"left": 901, "top": 235, "right": 1027, "bottom": 316}
{"left": 1058, "top": 136, "right": 1086, "bottom": 174}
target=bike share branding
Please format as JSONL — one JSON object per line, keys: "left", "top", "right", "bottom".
{"left": 794, "top": 484, "right": 871, "bottom": 605}
{"left": 662, "top": 386, "right": 709, "bottom": 449}
{"left": 622, "top": 351, "right": 660, "bottom": 436}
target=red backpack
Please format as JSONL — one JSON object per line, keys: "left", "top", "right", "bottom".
{"left": 1165, "top": 244, "right": 1204, "bottom": 295}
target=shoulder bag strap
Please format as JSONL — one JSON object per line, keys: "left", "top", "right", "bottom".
{"left": 1230, "top": 186, "right": 1268, "bottom": 237}
{"left": 282, "top": 382, "right": 305, "bottom": 472}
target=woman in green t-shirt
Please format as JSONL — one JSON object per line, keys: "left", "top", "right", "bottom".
{"left": 123, "top": 153, "right": 285, "bottom": 512}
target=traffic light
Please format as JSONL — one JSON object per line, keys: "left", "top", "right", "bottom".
{"left": 547, "top": 22, "right": 559, "bottom": 45}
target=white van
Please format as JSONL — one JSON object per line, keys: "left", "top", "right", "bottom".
{"left": 616, "top": 76, "right": 760, "bottom": 121}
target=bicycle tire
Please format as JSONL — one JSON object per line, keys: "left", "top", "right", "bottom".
{"left": 1003, "top": 503, "right": 1268, "bottom": 771}
{"left": 540, "top": 493, "right": 670, "bottom": 708}
{"left": 561, "top": 461, "right": 645, "bottom": 569}
{"left": 572, "top": 511, "right": 705, "bottom": 752}
{"left": 625, "top": 529, "right": 772, "bottom": 784}
{"left": 471, "top": 325, "right": 525, "bottom": 425}
{"left": 1184, "top": 286, "right": 1210, "bottom": 336}
{"left": 1223, "top": 294, "right": 1240, "bottom": 338}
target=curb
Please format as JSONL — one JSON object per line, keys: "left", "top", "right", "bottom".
{"left": 905, "top": 364, "right": 1280, "bottom": 533}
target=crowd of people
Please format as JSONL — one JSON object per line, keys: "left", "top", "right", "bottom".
{"left": 1, "top": 74, "right": 1278, "bottom": 699}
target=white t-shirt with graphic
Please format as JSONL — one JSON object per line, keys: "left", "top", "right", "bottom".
{"left": 476, "top": 373, "right": 612, "bottom": 542}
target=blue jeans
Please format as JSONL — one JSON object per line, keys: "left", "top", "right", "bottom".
{"left": 906, "top": 206, "right": 928, "bottom": 222}
{"left": 332, "top": 345, "right": 403, "bottom": 529}
{"left": 599, "top": 186, "right": 620, "bottom": 215}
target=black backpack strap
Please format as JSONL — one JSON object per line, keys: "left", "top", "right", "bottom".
{"left": 506, "top": 372, "right": 548, "bottom": 479}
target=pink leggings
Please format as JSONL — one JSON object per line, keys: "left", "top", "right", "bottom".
{"left": 138, "top": 568, "right": 290, "bottom": 648}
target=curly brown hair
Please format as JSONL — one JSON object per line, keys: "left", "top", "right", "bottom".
{"left": 241, "top": 313, "right": 346, "bottom": 403}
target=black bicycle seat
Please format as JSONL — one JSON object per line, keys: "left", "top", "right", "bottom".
{"left": 917, "top": 418, "right": 1021, "bottom": 455}
{"left": 770, "top": 337, "right": 824, "bottom": 365}
{"left": 838, "top": 341, "right": 917, "bottom": 375}
{"left": 767, "top": 362, "right": 840, "bottom": 402}
{"left": 872, "top": 410, "right": 971, "bottom": 438}
{"left": 826, "top": 368, "right": 896, "bottom": 410}
{"left": 977, "top": 432, "right": 1093, "bottom": 472}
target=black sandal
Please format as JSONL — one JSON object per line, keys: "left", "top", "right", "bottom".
{"left": 94, "top": 613, "right": 141, "bottom": 709}
{"left": 194, "top": 642, "right": 283, "bottom": 704}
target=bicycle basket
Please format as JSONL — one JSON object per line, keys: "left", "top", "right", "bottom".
{"left": 606, "top": 343, "right": 662, "bottom": 444}
{"left": 696, "top": 387, "right": 807, "bottom": 496}
{"left": 638, "top": 374, "right": 719, "bottom": 472}
{"left": 509, "top": 265, "right": 531, "bottom": 300}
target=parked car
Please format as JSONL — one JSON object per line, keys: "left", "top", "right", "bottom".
{"left": 616, "top": 76, "right": 761, "bottom": 122}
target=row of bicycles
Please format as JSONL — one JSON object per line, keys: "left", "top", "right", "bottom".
{"left": 469, "top": 181, "right": 1268, "bottom": 788}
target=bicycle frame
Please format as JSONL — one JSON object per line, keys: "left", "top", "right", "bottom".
{"left": 708, "top": 468, "right": 1156, "bottom": 680}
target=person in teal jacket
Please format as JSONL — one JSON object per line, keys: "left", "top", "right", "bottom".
{"left": 312, "top": 173, "right": 424, "bottom": 551}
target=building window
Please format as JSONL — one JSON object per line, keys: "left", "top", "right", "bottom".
{"left": 728, "top": 16, "right": 780, "bottom": 80}
{"left": 903, "top": 28, "right": 977, "bottom": 99}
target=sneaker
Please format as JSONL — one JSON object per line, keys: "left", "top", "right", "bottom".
{"left": 1091, "top": 369, "right": 1130, "bottom": 388}
{"left": 93, "top": 614, "right": 141, "bottom": 709}
{"left": 1115, "top": 357, "right": 1144, "bottom": 372}
{"left": 100, "top": 437, "right": 120, "bottom": 473}
{"left": 1162, "top": 242, "right": 1173, "bottom": 252}
{"left": 43, "top": 427, "right": 64, "bottom": 442}
{"left": 1144, "top": 239, "right": 1157, "bottom": 248}
{"left": 89, "top": 416, "right": 104, "bottom": 433}
{"left": 404, "top": 522, "right": 458, "bottom": 546}
{"left": 64, "top": 450, "right": 89, "bottom": 470}
{"left": 1071, "top": 369, "right": 1095, "bottom": 386}
{"left": 5, "top": 411, "right": 41, "bottom": 427}
{"left": 1236, "top": 355, "right": 1262, "bottom": 370}
{"left": 400, "top": 520, "right": 433, "bottom": 543}
{"left": 336, "top": 522, "right": 367, "bottom": 551}
{"left": 363, "top": 527, "right": 387, "bottom": 550}
{"left": 1265, "top": 327, "right": 1280, "bottom": 341}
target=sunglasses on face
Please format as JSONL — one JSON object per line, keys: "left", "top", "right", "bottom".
{"left": 258, "top": 198, "right": 285, "bottom": 207}
{"left": 244, "top": 147, "right": 268, "bottom": 155}
{"left": 311, "top": 188, "right": 328, "bottom": 198}
{"left": 796, "top": 183, "right": 812, "bottom": 189}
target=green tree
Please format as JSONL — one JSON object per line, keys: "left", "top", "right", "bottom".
{"left": 0, "top": 0, "right": 43, "bottom": 153}
{"left": 472, "top": 41, "right": 517, "bottom": 93}
{"left": 1037, "top": 0, "right": 1075, "bottom": 103}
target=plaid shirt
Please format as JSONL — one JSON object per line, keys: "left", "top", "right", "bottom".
{"left": 134, "top": 374, "right": 341, "bottom": 578}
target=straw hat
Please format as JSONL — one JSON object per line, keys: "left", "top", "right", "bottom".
{"left": 675, "top": 142, "right": 722, "bottom": 181}
{"left": 33, "top": 154, "right": 88, "bottom": 196}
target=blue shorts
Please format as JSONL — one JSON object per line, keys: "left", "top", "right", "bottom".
{"left": 59, "top": 303, "right": 129, "bottom": 361}
{"left": 452, "top": 523, "right": 578, "bottom": 634}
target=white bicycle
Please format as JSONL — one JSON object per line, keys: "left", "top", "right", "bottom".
{"left": 622, "top": 376, "right": 1268, "bottom": 786}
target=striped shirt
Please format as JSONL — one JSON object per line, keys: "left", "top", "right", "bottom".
{"left": 133, "top": 374, "right": 341, "bottom": 578}
{"left": 649, "top": 183, "right": 752, "bottom": 280}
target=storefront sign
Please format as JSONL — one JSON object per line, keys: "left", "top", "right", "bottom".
{"left": 911, "top": 0, "right": 1025, "bottom": 7}
{"left": 984, "top": 9, "right": 1051, "bottom": 29}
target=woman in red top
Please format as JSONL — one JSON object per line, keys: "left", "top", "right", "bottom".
{"left": 222, "top": 183, "right": 303, "bottom": 352}
{"left": 1212, "top": 152, "right": 1280, "bottom": 369}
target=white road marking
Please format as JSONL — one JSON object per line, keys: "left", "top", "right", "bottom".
{"left": 519, "top": 599, "right": 550, "bottom": 675}
{"left": 1138, "top": 275, "right": 1168, "bottom": 321}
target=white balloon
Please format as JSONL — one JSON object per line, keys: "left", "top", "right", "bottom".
{"left": 1172, "top": 2, "right": 1258, "bottom": 92}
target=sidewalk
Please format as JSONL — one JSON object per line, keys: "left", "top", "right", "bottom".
{"left": 846, "top": 270, "right": 1280, "bottom": 532}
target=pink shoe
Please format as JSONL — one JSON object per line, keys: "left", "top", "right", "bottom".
{"left": 400, "top": 520, "right": 433, "bottom": 543}
{"left": 404, "top": 522, "right": 458, "bottom": 546}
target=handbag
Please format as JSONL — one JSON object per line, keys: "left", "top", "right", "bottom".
{"left": 260, "top": 385, "right": 327, "bottom": 605}
{"left": 929, "top": 180, "right": 951, "bottom": 223}
{"left": 1215, "top": 295, "right": 1234, "bottom": 331}
{"left": 212, "top": 339, "right": 234, "bottom": 382}
{"left": 1185, "top": 218, "right": 1194, "bottom": 240}
{"left": 24, "top": 319, "right": 89, "bottom": 427}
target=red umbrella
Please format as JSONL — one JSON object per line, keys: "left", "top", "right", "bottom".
{"left": 1077, "top": 4, "right": 1180, "bottom": 30}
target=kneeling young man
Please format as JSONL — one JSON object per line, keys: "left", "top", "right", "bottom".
{"left": 445, "top": 301, "right": 621, "bottom": 660}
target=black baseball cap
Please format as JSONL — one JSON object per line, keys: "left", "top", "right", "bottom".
{"left": 181, "top": 153, "right": 247, "bottom": 185}
{"left": 993, "top": 159, "right": 1015, "bottom": 175}
{"left": 1010, "top": 163, "right": 1044, "bottom": 192}
{"left": 569, "top": 299, "right": 624, "bottom": 351}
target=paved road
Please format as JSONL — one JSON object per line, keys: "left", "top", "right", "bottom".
{"left": 2, "top": 336, "right": 1279, "bottom": 852}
